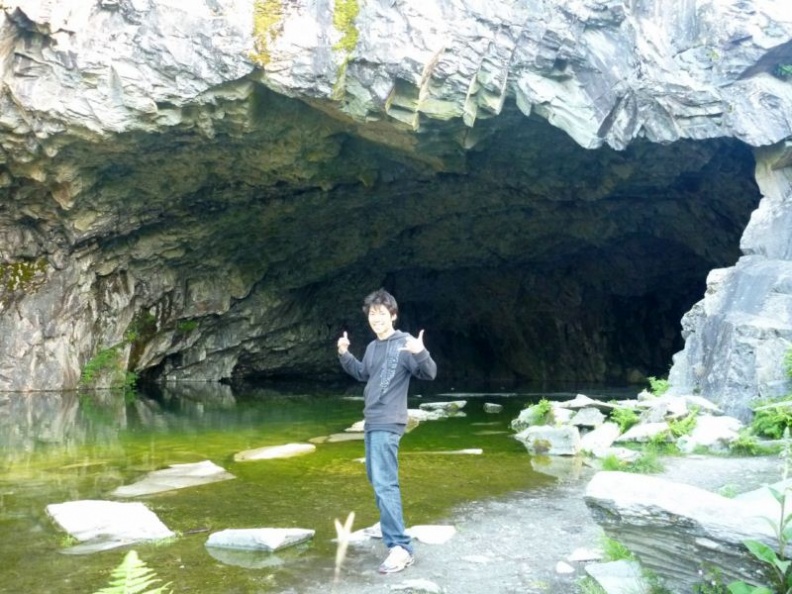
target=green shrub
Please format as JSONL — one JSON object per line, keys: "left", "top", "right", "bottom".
{"left": 611, "top": 407, "right": 639, "bottom": 432}
{"left": 629, "top": 449, "right": 665, "bottom": 474}
{"left": 729, "top": 429, "right": 778, "bottom": 456}
{"left": 530, "top": 398, "right": 555, "bottom": 425}
{"left": 751, "top": 398, "right": 792, "bottom": 439}
{"left": 647, "top": 376, "right": 670, "bottom": 396}
{"left": 601, "top": 536, "right": 634, "bottom": 561}
{"left": 669, "top": 407, "right": 699, "bottom": 438}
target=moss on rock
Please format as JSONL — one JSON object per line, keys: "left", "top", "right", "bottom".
{"left": 252, "top": 0, "right": 285, "bottom": 66}
{"left": 333, "top": 0, "right": 359, "bottom": 53}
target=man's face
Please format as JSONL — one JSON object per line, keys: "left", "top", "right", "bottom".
{"left": 368, "top": 304, "right": 396, "bottom": 339}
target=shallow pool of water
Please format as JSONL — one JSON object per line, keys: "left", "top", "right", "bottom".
{"left": 0, "top": 382, "right": 622, "bottom": 593}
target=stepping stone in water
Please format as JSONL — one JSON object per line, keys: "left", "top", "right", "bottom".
{"left": 47, "top": 500, "right": 174, "bottom": 554}
{"left": 111, "top": 460, "right": 235, "bottom": 497}
{"left": 206, "top": 528, "right": 315, "bottom": 552}
{"left": 234, "top": 443, "right": 316, "bottom": 461}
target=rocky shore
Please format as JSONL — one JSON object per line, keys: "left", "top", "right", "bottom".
{"left": 295, "top": 454, "right": 781, "bottom": 594}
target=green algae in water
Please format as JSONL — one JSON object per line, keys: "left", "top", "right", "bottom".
{"left": 0, "top": 389, "right": 552, "bottom": 593}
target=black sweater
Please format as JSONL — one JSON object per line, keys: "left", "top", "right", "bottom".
{"left": 339, "top": 330, "right": 437, "bottom": 433}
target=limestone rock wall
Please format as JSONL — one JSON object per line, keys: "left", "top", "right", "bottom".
{"left": 669, "top": 144, "right": 792, "bottom": 417}
{"left": 0, "top": 0, "right": 791, "bottom": 403}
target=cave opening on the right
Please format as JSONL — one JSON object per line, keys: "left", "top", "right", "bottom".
{"left": 372, "top": 113, "right": 762, "bottom": 392}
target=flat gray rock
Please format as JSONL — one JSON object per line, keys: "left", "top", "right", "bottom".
{"left": 111, "top": 460, "right": 235, "bottom": 497}
{"left": 206, "top": 528, "right": 315, "bottom": 552}
{"left": 47, "top": 500, "right": 174, "bottom": 554}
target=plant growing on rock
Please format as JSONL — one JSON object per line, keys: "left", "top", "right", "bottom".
{"left": 727, "top": 485, "right": 792, "bottom": 594}
{"left": 611, "top": 406, "right": 639, "bottom": 432}
{"left": 532, "top": 398, "right": 555, "bottom": 425}
{"left": 729, "top": 430, "right": 792, "bottom": 594}
{"left": 648, "top": 376, "right": 670, "bottom": 396}
{"left": 751, "top": 398, "right": 792, "bottom": 440}
{"left": 669, "top": 407, "right": 699, "bottom": 438}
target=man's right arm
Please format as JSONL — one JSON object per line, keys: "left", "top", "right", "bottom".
{"left": 339, "top": 350, "right": 368, "bottom": 382}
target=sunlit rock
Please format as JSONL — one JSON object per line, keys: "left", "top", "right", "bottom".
{"left": 111, "top": 460, "right": 235, "bottom": 497}
{"left": 234, "top": 443, "right": 316, "bottom": 461}
{"left": 614, "top": 422, "right": 669, "bottom": 443}
{"left": 514, "top": 425, "right": 581, "bottom": 456}
{"left": 206, "top": 528, "right": 315, "bottom": 552}
{"left": 584, "top": 471, "right": 776, "bottom": 592}
{"left": 675, "top": 415, "right": 743, "bottom": 454}
{"left": 47, "top": 500, "right": 174, "bottom": 554}
{"left": 570, "top": 407, "right": 606, "bottom": 428}
{"left": 419, "top": 401, "right": 467, "bottom": 413}
{"left": 580, "top": 422, "right": 621, "bottom": 457}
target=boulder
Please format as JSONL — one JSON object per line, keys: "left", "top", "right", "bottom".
{"left": 615, "top": 422, "right": 669, "bottom": 443}
{"left": 557, "top": 394, "right": 618, "bottom": 413}
{"left": 514, "top": 425, "right": 581, "bottom": 456}
{"left": 580, "top": 422, "right": 621, "bottom": 456}
{"left": 570, "top": 407, "right": 606, "bottom": 428}
{"left": 584, "top": 471, "right": 778, "bottom": 592}
{"left": 483, "top": 403, "right": 503, "bottom": 413}
{"left": 676, "top": 415, "right": 743, "bottom": 454}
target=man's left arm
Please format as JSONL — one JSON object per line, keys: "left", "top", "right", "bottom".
{"left": 400, "top": 330, "right": 437, "bottom": 380}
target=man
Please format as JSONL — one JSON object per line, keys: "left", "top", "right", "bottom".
{"left": 337, "top": 288, "right": 437, "bottom": 573}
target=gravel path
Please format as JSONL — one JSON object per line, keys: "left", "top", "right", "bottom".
{"left": 295, "top": 454, "right": 782, "bottom": 594}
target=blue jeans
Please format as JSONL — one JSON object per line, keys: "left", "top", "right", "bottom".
{"left": 365, "top": 430, "right": 412, "bottom": 554}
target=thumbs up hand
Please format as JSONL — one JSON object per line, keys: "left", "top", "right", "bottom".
{"left": 399, "top": 330, "right": 426, "bottom": 354}
{"left": 337, "top": 331, "right": 350, "bottom": 355}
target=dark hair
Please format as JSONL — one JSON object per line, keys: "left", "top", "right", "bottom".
{"left": 362, "top": 288, "right": 398, "bottom": 316}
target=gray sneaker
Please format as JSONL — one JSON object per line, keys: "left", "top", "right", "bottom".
{"left": 378, "top": 545, "right": 415, "bottom": 574}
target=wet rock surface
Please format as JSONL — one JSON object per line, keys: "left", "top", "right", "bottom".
{"left": 295, "top": 455, "right": 781, "bottom": 594}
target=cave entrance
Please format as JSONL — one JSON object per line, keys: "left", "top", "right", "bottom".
{"left": 324, "top": 115, "right": 761, "bottom": 390}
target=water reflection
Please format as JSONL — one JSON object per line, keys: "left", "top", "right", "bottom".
{"left": 0, "top": 382, "right": 561, "bottom": 594}
{"left": 0, "top": 391, "right": 124, "bottom": 460}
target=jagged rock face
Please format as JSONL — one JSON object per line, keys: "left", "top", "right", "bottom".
{"left": 0, "top": 0, "right": 789, "bottom": 400}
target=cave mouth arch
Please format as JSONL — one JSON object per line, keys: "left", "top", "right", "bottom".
{"left": 212, "top": 111, "right": 762, "bottom": 392}
{"left": 114, "top": 92, "right": 761, "bottom": 392}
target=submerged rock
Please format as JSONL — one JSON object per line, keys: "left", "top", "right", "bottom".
{"left": 111, "top": 460, "right": 235, "bottom": 497}
{"left": 234, "top": 443, "right": 316, "bottom": 461}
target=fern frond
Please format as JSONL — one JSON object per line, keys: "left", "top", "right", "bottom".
{"left": 93, "top": 550, "right": 171, "bottom": 594}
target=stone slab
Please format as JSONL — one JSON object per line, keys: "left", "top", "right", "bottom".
{"left": 111, "top": 460, "right": 235, "bottom": 497}
{"left": 205, "top": 528, "right": 315, "bottom": 552}
{"left": 46, "top": 500, "right": 174, "bottom": 554}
